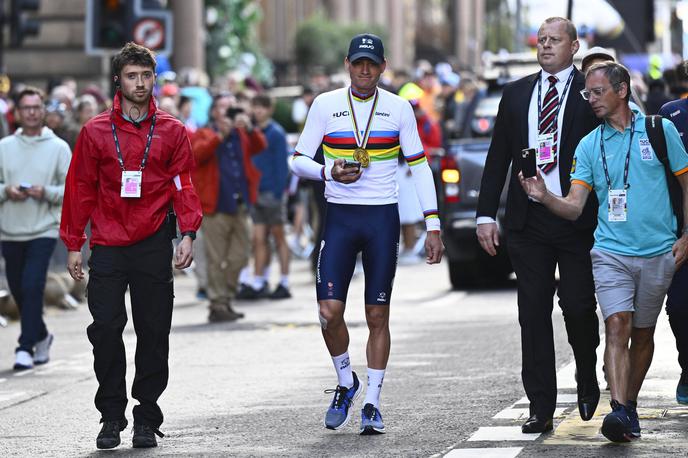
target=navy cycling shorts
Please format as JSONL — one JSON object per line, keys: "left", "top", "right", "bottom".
{"left": 316, "top": 203, "right": 400, "bottom": 305}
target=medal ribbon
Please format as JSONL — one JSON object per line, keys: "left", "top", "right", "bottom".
{"left": 347, "top": 88, "right": 379, "bottom": 149}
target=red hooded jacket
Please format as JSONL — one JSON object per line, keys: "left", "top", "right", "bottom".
{"left": 190, "top": 126, "right": 266, "bottom": 214}
{"left": 60, "top": 92, "right": 202, "bottom": 251}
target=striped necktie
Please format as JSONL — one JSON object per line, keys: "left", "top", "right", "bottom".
{"left": 538, "top": 75, "right": 559, "bottom": 174}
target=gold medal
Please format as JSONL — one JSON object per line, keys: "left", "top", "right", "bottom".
{"left": 353, "top": 147, "right": 370, "bottom": 168}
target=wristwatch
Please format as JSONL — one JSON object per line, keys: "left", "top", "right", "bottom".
{"left": 181, "top": 231, "right": 196, "bottom": 240}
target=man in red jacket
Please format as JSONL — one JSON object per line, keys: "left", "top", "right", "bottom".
{"left": 191, "top": 93, "right": 266, "bottom": 322}
{"left": 60, "top": 42, "right": 202, "bottom": 450}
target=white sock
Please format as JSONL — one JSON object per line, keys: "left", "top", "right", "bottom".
{"left": 280, "top": 275, "right": 289, "bottom": 288}
{"left": 364, "top": 368, "right": 385, "bottom": 408}
{"left": 239, "top": 267, "right": 252, "bottom": 285}
{"left": 332, "top": 352, "right": 354, "bottom": 388}
{"left": 252, "top": 276, "right": 266, "bottom": 290}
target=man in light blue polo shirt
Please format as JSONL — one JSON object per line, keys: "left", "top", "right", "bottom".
{"left": 519, "top": 61, "right": 688, "bottom": 443}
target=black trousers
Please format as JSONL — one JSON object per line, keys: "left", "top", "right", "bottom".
{"left": 86, "top": 226, "right": 173, "bottom": 428}
{"left": 507, "top": 202, "right": 599, "bottom": 419}
{"left": 667, "top": 262, "right": 688, "bottom": 375}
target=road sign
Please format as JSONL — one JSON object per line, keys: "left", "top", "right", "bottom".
{"left": 133, "top": 18, "right": 164, "bottom": 49}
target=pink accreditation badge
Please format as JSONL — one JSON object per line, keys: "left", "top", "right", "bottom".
{"left": 536, "top": 133, "right": 555, "bottom": 165}
{"left": 121, "top": 171, "right": 142, "bottom": 198}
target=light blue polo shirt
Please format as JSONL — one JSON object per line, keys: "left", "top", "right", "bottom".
{"left": 570, "top": 110, "right": 688, "bottom": 257}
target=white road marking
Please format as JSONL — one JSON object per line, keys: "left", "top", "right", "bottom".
{"left": 445, "top": 448, "right": 523, "bottom": 458}
{"left": 493, "top": 407, "right": 567, "bottom": 420}
{"left": 0, "top": 390, "right": 27, "bottom": 403}
{"left": 514, "top": 393, "right": 577, "bottom": 405}
{"left": 467, "top": 426, "right": 541, "bottom": 442}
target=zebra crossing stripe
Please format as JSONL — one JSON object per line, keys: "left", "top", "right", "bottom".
{"left": 445, "top": 447, "right": 523, "bottom": 457}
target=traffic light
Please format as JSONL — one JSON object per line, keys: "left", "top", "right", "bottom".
{"left": 86, "top": 0, "right": 172, "bottom": 56}
{"left": 10, "top": 0, "right": 41, "bottom": 47}
{"left": 89, "top": 0, "right": 130, "bottom": 50}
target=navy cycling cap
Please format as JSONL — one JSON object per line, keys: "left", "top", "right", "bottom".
{"left": 347, "top": 33, "right": 385, "bottom": 64}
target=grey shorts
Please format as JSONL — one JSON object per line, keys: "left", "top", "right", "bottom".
{"left": 250, "top": 192, "right": 286, "bottom": 225}
{"left": 590, "top": 248, "right": 675, "bottom": 328}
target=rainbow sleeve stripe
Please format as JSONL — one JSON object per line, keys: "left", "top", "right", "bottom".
{"left": 405, "top": 151, "right": 427, "bottom": 167}
{"left": 423, "top": 209, "right": 439, "bottom": 220}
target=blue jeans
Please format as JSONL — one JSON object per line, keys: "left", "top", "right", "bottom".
{"left": 2, "top": 238, "right": 56, "bottom": 354}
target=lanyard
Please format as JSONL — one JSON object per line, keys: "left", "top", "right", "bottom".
{"left": 346, "top": 88, "right": 379, "bottom": 149}
{"left": 600, "top": 113, "right": 635, "bottom": 190}
{"left": 536, "top": 70, "right": 574, "bottom": 128}
{"left": 110, "top": 112, "right": 156, "bottom": 171}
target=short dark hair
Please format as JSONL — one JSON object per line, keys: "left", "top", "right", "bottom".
{"left": 541, "top": 17, "right": 578, "bottom": 42}
{"left": 586, "top": 61, "right": 631, "bottom": 102}
{"left": 111, "top": 42, "right": 156, "bottom": 79}
{"left": 16, "top": 86, "right": 45, "bottom": 105}
{"left": 252, "top": 94, "right": 273, "bottom": 108}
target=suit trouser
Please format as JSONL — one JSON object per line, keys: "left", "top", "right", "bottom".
{"left": 86, "top": 226, "right": 173, "bottom": 428}
{"left": 506, "top": 202, "right": 599, "bottom": 419}
{"left": 667, "top": 262, "right": 688, "bottom": 374}
{"left": 201, "top": 210, "right": 250, "bottom": 307}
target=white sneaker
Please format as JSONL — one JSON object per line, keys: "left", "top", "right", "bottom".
{"left": 13, "top": 350, "right": 33, "bottom": 371}
{"left": 33, "top": 333, "right": 53, "bottom": 365}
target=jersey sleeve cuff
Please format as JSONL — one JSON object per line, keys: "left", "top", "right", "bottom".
{"left": 423, "top": 210, "right": 440, "bottom": 231}
{"left": 571, "top": 179, "right": 592, "bottom": 191}
{"left": 674, "top": 166, "right": 688, "bottom": 177}
{"left": 322, "top": 165, "right": 333, "bottom": 181}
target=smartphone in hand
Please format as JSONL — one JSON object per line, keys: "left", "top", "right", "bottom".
{"left": 19, "top": 182, "right": 31, "bottom": 191}
{"left": 520, "top": 148, "right": 537, "bottom": 178}
{"left": 342, "top": 160, "right": 361, "bottom": 172}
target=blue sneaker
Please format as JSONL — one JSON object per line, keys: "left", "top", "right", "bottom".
{"left": 360, "top": 403, "right": 385, "bottom": 435}
{"left": 601, "top": 400, "right": 632, "bottom": 443}
{"left": 324, "top": 372, "right": 361, "bottom": 430}
{"left": 626, "top": 400, "right": 640, "bottom": 438}
{"left": 677, "top": 373, "right": 688, "bottom": 405}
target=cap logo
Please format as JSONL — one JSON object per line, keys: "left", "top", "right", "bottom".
{"left": 359, "top": 37, "right": 375, "bottom": 50}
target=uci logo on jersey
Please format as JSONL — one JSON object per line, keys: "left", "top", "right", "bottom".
{"left": 332, "top": 111, "right": 350, "bottom": 118}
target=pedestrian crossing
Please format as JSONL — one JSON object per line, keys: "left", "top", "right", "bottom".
{"left": 441, "top": 315, "right": 687, "bottom": 456}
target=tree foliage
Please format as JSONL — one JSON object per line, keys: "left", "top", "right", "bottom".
{"left": 294, "top": 14, "right": 387, "bottom": 77}
{"left": 205, "top": 0, "right": 274, "bottom": 84}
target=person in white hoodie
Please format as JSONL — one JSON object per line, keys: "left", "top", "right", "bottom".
{"left": 0, "top": 87, "right": 71, "bottom": 370}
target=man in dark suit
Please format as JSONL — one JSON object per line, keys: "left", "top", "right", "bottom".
{"left": 476, "top": 17, "right": 601, "bottom": 433}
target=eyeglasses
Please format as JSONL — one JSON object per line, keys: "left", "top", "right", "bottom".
{"left": 580, "top": 83, "right": 620, "bottom": 101}
{"left": 18, "top": 105, "right": 43, "bottom": 112}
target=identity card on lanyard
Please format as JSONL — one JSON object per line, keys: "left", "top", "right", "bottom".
{"left": 110, "top": 113, "right": 156, "bottom": 198}
{"left": 536, "top": 71, "right": 574, "bottom": 166}
{"left": 600, "top": 114, "right": 634, "bottom": 222}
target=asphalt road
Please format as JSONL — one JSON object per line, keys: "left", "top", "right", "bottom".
{"left": 0, "top": 257, "right": 685, "bottom": 457}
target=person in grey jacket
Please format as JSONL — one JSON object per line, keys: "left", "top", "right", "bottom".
{"left": 0, "top": 86, "right": 71, "bottom": 370}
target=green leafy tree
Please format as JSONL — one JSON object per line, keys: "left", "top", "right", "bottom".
{"left": 205, "top": 0, "right": 274, "bottom": 84}
{"left": 294, "top": 14, "right": 386, "bottom": 78}
{"left": 484, "top": 0, "right": 515, "bottom": 52}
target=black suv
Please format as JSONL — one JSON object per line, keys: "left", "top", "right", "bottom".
{"left": 434, "top": 92, "right": 512, "bottom": 288}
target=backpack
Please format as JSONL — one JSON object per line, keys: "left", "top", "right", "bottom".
{"left": 645, "top": 115, "right": 684, "bottom": 237}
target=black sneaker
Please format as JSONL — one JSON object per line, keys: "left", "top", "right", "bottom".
{"left": 132, "top": 423, "right": 164, "bottom": 448}
{"left": 236, "top": 283, "right": 254, "bottom": 299}
{"left": 269, "top": 284, "right": 292, "bottom": 300}
{"left": 96, "top": 419, "right": 128, "bottom": 449}
{"left": 239, "top": 284, "right": 270, "bottom": 300}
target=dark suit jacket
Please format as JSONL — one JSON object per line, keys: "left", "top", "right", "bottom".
{"left": 477, "top": 68, "right": 600, "bottom": 231}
